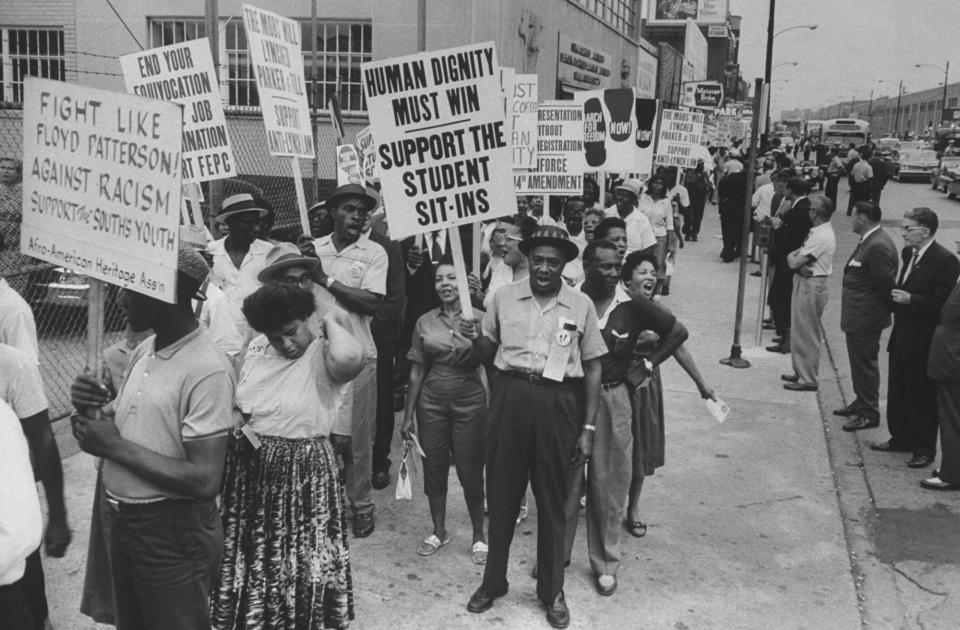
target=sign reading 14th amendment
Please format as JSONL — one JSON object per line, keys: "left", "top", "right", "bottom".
{"left": 20, "top": 77, "right": 182, "bottom": 303}
{"left": 119, "top": 38, "right": 235, "bottom": 182}
{"left": 242, "top": 4, "right": 313, "bottom": 158}
{"left": 361, "top": 42, "right": 514, "bottom": 238}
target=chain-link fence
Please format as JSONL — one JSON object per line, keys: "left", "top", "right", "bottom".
{"left": 1, "top": 102, "right": 368, "bottom": 419}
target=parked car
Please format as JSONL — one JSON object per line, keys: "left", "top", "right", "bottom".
{"left": 24, "top": 266, "right": 125, "bottom": 332}
{"left": 931, "top": 155, "right": 960, "bottom": 197}
{"left": 891, "top": 149, "right": 939, "bottom": 182}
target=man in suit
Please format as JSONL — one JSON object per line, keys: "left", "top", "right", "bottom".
{"left": 924, "top": 242, "right": 960, "bottom": 491}
{"left": 871, "top": 208, "right": 960, "bottom": 469}
{"left": 766, "top": 178, "right": 813, "bottom": 353}
{"left": 835, "top": 202, "right": 899, "bottom": 431}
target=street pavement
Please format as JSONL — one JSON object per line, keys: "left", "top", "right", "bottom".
{"left": 38, "top": 178, "right": 958, "bottom": 629}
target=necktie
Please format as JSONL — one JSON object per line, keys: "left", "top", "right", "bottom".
{"left": 430, "top": 231, "right": 443, "bottom": 264}
{"left": 902, "top": 249, "right": 917, "bottom": 285}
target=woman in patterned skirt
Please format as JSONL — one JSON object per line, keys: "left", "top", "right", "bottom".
{"left": 621, "top": 252, "right": 715, "bottom": 538}
{"left": 212, "top": 283, "right": 363, "bottom": 629}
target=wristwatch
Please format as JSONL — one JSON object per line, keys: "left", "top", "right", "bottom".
{"left": 643, "top": 358, "right": 653, "bottom": 372}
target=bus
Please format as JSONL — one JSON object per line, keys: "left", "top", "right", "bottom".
{"left": 821, "top": 119, "right": 871, "bottom": 148}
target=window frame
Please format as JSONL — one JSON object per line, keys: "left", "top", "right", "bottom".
{"left": 0, "top": 27, "right": 67, "bottom": 103}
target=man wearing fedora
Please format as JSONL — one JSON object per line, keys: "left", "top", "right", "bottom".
{"left": 463, "top": 225, "right": 605, "bottom": 629}
{"left": 307, "top": 183, "right": 388, "bottom": 538}
{"left": 208, "top": 193, "right": 273, "bottom": 338}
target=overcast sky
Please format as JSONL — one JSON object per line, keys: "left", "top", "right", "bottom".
{"left": 728, "top": 0, "right": 960, "bottom": 117}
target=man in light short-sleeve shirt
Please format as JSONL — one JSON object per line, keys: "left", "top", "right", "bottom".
{"left": 309, "top": 184, "right": 387, "bottom": 538}
{"left": 465, "top": 225, "right": 605, "bottom": 629}
{"left": 0, "top": 276, "right": 38, "bottom": 364}
{"left": 785, "top": 195, "right": 837, "bottom": 390}
{"left": 70, "top": 247, "right": 236, "bottom": 630}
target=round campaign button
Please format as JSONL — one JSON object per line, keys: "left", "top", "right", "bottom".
{"left": 555, "top": 330, "right": 572, "bottom": 347}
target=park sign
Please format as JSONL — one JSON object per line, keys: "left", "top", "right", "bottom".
{"left": 682, "top": 81, "right": 724, "bottom": 111}
{"left": 656, "top": 108, "right": 706, "bottom": 168}
{"left": 514, "top": 101, "right": 586, "bottom": 195}
{"left": 20, "top": 77, "right": 183, "bottom": 303}
{"left": 361, "top": 42, "right": 514, "bottom": 239}
{"left": 242, "top": 4, "right": 313, "bottom": 158}
{"left": 572, "top": 88, "right": 658, "bottom": 174}
{"left": 119, "top": 38, "right": 235, "bottom": 183}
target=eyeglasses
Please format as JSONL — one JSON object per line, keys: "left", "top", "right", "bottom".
{"left": 281, "top": 275, "right": 314, "bottom": 288}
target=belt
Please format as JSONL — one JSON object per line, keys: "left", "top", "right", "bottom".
{"left": 104, "top": 494, "right": 187, "bottom": 513}
{"left": 501, "top": 370, "right": 582, "bottom": 388}
{"left": 601, "top": 381, "right": 624, "bottom": 391}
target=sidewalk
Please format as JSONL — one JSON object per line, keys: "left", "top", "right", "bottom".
{"left": 42, "top": 205, "right": 864, "bottom": 629}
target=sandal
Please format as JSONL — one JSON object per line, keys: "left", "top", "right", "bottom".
{"left": 417, "top": 534, "right": 450, "bottom": 556}
{"left": 624, "top": 520, "right": 647, "bottom": 538}
{"left": 471, "top": 541, "right": 488, "bottom": 565}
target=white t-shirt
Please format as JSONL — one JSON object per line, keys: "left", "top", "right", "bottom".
{"left": 0, "top": 398, "right": 42, "bottom": 585}
{"left": 0, "top": 278, "right": 38, "bottom": 365}
{"left": 798, "top": 222, "right": 837, "bottom": 276}
{"left": 0, "top": 343, "right": 48, "bottom": 418}
{"left": 237, "top": 337, "right": 349, "bottom": 438}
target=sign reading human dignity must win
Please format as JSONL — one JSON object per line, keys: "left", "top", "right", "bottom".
{"left": 20, "top": 77, "right": 183, "bottom": 303}
{"left": 361, "top": 42, "right": 515, "bottom": 239}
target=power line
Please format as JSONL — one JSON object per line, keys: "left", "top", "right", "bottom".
{"left": 102, "top": 0, "right": 144, "bottom": 51}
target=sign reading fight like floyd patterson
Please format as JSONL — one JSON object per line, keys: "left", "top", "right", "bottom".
{"left": 20, "top": 77, "right": 182, "bottom": 303}
{"left": 362, "top": 42, "right": 514, "bottom": 239}
{"left": 120, "top": 38, "right": 235, "bottom": 182}
{"left": 242, "top": 4, "right": 313, "bottom": 158}
{"left": 656, "top": 109, "right": 705, "bottom": 168}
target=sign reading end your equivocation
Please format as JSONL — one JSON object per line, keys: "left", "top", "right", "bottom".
{"left": 361, "top": 42, "right": 514, "bottom": 239}
{"left": 119, "top": 38, "right": 235, "bottom": 182}
{"left": 20, "top": 77, "right": 183, "bottom": 303}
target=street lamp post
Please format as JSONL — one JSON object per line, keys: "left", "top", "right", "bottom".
{"left": 879, "top": 79, "right": 905, "bottom": 137}
{"left": 761, "top": 6, "right": 818, "bottom": 146}
{"left": 916, "top": 61, "right": 950, "bottom": 126}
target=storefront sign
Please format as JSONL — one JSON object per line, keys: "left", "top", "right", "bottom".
{"left": 557, "top": 33, "right": 612, "bottom": 91}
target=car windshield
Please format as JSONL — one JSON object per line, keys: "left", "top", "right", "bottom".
{"left": 900, "top": 150, "right": 936, "bottom": 161}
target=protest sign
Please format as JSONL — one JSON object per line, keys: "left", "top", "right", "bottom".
{"left": 510, "top": 73, "right": 539, "bottom": 169}
{"left": 119, "top": 38, "right": 235, "bottom": 182}
{"left": 355, "top": 126, "right": 378, "bottom": 183}
{"left": 242, "top": 4, "right": 313, "bottom": 159}
{"left": 361, "top": 42, "right": 514, "bottom": 239}
{"left": 336, "top": 144, "right": 363, "bottom": 185}
{"left": 572, "top": 88, "right": 657, "bottom": 174}
{"left": 20, "top": 77, "right": 183, "bottom": 303}
{"left": 514, "top": 101, "right": 585, "bottom": 195}
{"left": 656, "top": 109, "right": 705, "bottom": 168}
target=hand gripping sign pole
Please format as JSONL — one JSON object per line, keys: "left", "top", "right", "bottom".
{"left": 720, "top": 78, "right": 763, "bottom": 369}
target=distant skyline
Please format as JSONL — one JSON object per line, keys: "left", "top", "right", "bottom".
{"left": 728, "top": 0, "right": 959, "bottom": 118}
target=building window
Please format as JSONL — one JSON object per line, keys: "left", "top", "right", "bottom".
{"left": 572, "top": 0, "right": 639, "bottom": 39}
{"left": 0, "top": 28, "right": 66, "bottom": 103}
{"left": 949, "top": 96, "right": 958, "bottom": 108}
{"left": 147, "top": 17, "right": 371, "bottom": 112}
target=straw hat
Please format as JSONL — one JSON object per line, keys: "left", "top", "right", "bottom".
{"left": 519, "top": 225, "right": 579, "bottom": 262}
{"left": 215, "top": 193, "right": 269, "bottom": 223}
{"left": 257, "top": 242, "right": 320, "bottom": 282}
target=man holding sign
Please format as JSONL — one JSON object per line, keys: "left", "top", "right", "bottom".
{"left": 70, "top": 247, "right": 237, "bottom": 630}
{"left": 464, "top": 225, "right": 605, "bottom": 629}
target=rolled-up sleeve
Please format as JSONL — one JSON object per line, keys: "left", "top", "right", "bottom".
{"left": 579, "top": 304, "right": 608, "bottom": 361}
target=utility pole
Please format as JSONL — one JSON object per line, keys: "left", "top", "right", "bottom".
{"left": 760, "top": 0, "right": 776, "bottom": 148}
{"left": 895, "top": 80, "right": 903, "bottom": 136}
{"left": 942, "top": 61, "right": 950, "bottom": 126}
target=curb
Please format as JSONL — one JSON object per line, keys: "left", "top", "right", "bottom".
{"left": 818, "top": 321, "right": 908, "bottom": 629}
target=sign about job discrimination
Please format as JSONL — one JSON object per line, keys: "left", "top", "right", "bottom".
{"left": 120, "top": 38, "right": 235, "bottom": 182}
{"left": 242, "top": 4, "right": 313, "bottom": 158}
{"left": 20, "top": 78, "right": 183, "bottom": 303}
{"left": 361, "top": 42, "right": 514, "bottom": 239}
{"left": 514, "top": 102, "right": 585, "bottom": 195}
{"left": 656, "top": 108, "right": 705, "bottom": 168}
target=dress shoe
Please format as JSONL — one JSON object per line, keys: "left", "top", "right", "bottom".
{"left": 353, "top": 512, "right": 375, "bottom": 538}
{"left": 372, "top": 469, "right": 390, "bottom": 490}
{"left": 750, "top": 270, "right": 762, "bottom": 277}
{"left": 781, "top": 373, "right": 799, "bottom": 383}
{"left": 842, "top": 417, "right": 879, "bottom": 432}
{"left": 832, "top": 406, "right": 859, "bottom": 417}
{"left": 766, "top": 342, "right": 789, "bottom": 354}
{"left": 920, "top": 476, "right": 960, "bottom": 491}
{"left": 783, "top": 382, "right": 817, "bottom": 392}
{"left": 907, "top": 454, "right": 935, "bottom": 469}
{"left": 467, "top": 584, "right": 507, "bottom": 613}
{"left": 545, "top": 591, "right": 570, "bottom": 629}
{"left": 869, "top": 440, "right": 911, "bottom": 453}
{"left": 595, "top": 574, "right": 617, "bottom": 596}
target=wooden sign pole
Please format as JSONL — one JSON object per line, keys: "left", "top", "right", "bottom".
{"left": 86, "top": 279, "right": 106, "bottom": 407}
{"left": 290, "top": 157, "right": 311, "bottom": 236}
{"left": 447, "top": 226, "right": 474, "bottom": 320}
{"left": 471, "top": 224, "right": 482, "bottom": 275}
